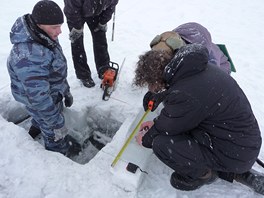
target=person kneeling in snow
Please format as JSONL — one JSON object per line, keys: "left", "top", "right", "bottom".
{"left": 133, "top": 44, "right": 261, "bottom": 191}
{"left": 150, "top": 22, "right": 231, "bottom": 75}
{"left": 7, "top": 0, "right": 81, "bottom": 157}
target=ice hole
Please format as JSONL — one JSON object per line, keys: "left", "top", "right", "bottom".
{"left": 3, "top": 103, "right": 122, "bottom": 165}
{"left": 64, "top": 107, "right": 122, "bottom": 164}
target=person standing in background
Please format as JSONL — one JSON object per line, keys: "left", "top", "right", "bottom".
{"left": 63, "top": 0, "right": 119, "bottom": 88}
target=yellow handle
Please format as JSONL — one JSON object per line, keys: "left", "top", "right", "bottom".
{"left": 111, "top": 109, "right": 150, "bottom": 167}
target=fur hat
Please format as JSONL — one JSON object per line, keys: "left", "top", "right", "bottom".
{"left": 31, "top": 0, "right": 64, "bottom": 25}
{"left": 150, "top": 31, "right": 186, "bottom": 54}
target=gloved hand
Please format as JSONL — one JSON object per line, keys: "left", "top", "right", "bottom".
{"left": 143, "top": 90, "right": 169, "bottom": 112}
{"left": 135, "top": 121, "right": 154, "bottom": 145}
{"left": 54, "top": 125, "right": 68, "bottom": 141}
{"left": 64, "top": 91, "right": 73, "bottom": 107}
{"left": 94, "top": 23, "right": 107, "bottom": 32}
{"left": 69, "top": 27, "right": 83, "bottom": 43}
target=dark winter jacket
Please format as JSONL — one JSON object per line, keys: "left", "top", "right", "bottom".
{"left": 174, "top": 22, "right": 231, "bottom": 74}
{"left": 7, "top": 14, "right": 69, "bottom": 131}
{"left": 142, "top": 44, "right": 261, "bottom": 173}
{"left": 63, "top": 0, "right": 119, "bottom": 28}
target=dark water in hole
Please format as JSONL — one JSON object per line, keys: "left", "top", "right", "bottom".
{"left": 70, "top": 108, "right": 122, "bottom": 164}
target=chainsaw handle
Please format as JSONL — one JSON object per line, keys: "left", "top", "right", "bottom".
{"left": 102, "top": 84, "right": 111, "bottom": 101}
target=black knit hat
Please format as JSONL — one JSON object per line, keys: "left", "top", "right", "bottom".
{"left": 31, "top": 0, "right": 64, "bottom": 25}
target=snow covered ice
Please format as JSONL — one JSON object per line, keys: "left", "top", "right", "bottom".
{"left": 1, "top": 0, "right": 264, "bottom": 197}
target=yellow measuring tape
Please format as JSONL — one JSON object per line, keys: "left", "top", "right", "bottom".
{"left": 111, "top": 109, "right": 151, "bottom": 167}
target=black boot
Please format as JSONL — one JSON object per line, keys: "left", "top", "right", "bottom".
{"left": 170, "top": 169, "right": 217, "bottom": 191}
{"left": 80, "top": 76, "right": 95, "bottom": 88}
{"left": 45, "top": 135, "right": 82, "bottom": 157}
{"left": 235, "top": 169, "right": 264, "bottom": 195}
{"left": 64, "top": 135, "right": 82, "bottom": 157}
{"left": 28, "top": 125, "right": 41, "bottom": 139}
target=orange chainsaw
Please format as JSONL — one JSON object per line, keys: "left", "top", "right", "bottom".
{"left": 100, "top": 61, "right": 119, "bottom": 101}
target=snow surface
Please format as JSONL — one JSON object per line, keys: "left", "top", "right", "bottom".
{"left": 1, "top": 0, "right": 264, "bottom": 197}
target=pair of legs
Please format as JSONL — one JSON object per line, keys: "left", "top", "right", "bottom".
{"left": 152, "top": 134, "right": 264, "bottom": 194}
{"left": 152, "top": 134, "right": 225, "bottom": 190}
{"left": 152, "top": 134, "right": 211, "bottom": 179}
{"left": 27, "top": 102, "right": 81, "bottom": 156}
{"left": 68, "top": 16, "right": 110, "bottom": 80}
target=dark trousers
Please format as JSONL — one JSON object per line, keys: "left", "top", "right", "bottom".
{"left": 69, "top": 16, "right": 110, "bottom": 79}
{"left": 151, "top": 126, "right": 255, "bottom": 182}
{"left": 152, "top": 134, "right": 211, "bottom": 179}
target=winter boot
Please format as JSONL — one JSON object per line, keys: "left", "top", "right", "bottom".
{"left": 45, "top": 135, "right": 82, "bottom": 157}
{"left": 28, "top": 125, "right": 41, "bottom": 139}
{"left": 235, "top": 169, "right": 264, "bottom": 195}
{"left": 64, "top": 135, "right": 83, "bottom": 157}
{"left": 80, "top": 76, "right": 95, "bottom": 88}
{"left": 170, "top": 169, "right": 217, "bottom": 191}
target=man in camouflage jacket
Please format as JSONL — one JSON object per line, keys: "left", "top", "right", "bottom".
{"left": 7, "top": 0, "right": 81, "bottom": 156}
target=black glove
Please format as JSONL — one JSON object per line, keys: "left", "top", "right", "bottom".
{"left": 143, "top": 90, "right": 169, "bottom": 112}
{"left": 94, "top": 23, "right": 107, "bottom": 32}
{"left": 64, "top": 91, "right": 73, "bottom": 107}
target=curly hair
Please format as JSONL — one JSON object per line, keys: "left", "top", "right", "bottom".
{"left": 133, "top": 50, "right": 172, "bottom": 89}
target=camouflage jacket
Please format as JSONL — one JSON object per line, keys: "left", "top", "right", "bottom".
{"left": 7, "top": 14, "right": 69, "bottom": 130}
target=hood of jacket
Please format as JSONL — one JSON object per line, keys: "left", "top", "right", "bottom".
{"left": 10, "top": 14, "right": 57, "bottom": 50}
{"left": 174, "top": 22, "right": 212, "bottom": 53}
{"left": 163, "top": 43, "right": 209, "bottom": 86}
{"left": 10, "top": 15, "right": 33, "bottom": 45}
